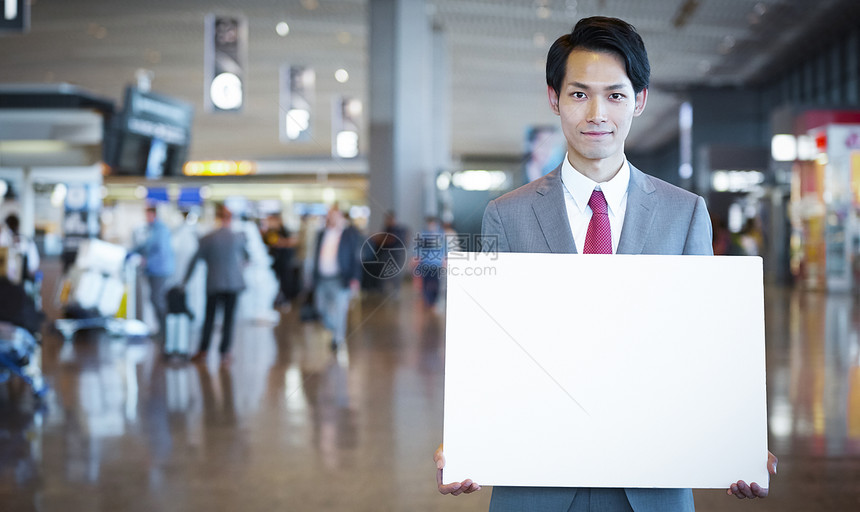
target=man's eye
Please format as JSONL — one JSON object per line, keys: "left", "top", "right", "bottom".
{"left": 571, "top": 92, "right": 586, "bottom": 99}
{"left": 609, "top": 93, "right": 625, "bottom": 100}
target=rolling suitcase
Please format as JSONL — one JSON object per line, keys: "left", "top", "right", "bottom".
{"left": 164, "top": 286, "right": 194, "bottom": 358}
{"left": 164, "top": 313, "right": 191, "bottom": 357}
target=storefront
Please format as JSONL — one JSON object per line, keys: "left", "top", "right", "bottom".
{"left": 783, "top": 111, "right": 860, "bottom": 291}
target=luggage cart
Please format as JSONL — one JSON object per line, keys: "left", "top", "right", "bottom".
{"left": 54, "top": 239, "right": 150, "bottom": 343}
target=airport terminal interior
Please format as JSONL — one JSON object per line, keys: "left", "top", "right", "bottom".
{"left": 2, "top": 0, "right": 860, "bottom": 510}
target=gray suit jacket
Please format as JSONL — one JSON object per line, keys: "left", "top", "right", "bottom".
{"left": 186, "top": 227, "right": 248, "bottom": 294}
{"left": 481, "top": 164, "right": 712, "bottom": 512}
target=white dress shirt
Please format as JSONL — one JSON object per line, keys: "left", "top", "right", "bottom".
{"left": 559, "top": 155, "right": 630, "bottom": 254}
{"left": 318, "top": 227, "right": 343, "bottom": 277}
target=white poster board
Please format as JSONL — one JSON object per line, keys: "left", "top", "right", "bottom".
{"left": 443, "top": 253, "right": 768, "bottom": 489}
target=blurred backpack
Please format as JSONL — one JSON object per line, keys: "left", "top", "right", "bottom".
{"left": 166, "top": 286, "right": 194, "bottom": 318}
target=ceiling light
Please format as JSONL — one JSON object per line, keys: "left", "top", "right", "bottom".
{"left": 335, "top": 68, "right": 349, "bottom": 83}
{"left": 335, "top": 130, "right": 359, "bottom": 158}
{"left": 536, "top": 6, "right": 550, "bottom": 19}
{"left": 5, "top": 1, "right": 17, "bottom": 20}
{"left": 337, "top": 31, "right": 351, "bottom": 44}
{"left": 452, "top": 170, "right": 508, "bottom": 191}
{"left": 771, "top": 134, "right": 797, "bottom": 162}
{"left": 210, "top": 72, "right": 243, "bottom": 110}
{"left": 533, "top": 32, "right": 546, "bottom": 47}
{"left": 344, "top": 98, "right": 362, "bottom": 116}
{"left": 285, "top": 109, "right": 310, "bottom": 140}
{"left": 276, "top": 22, "right": 290, "bottom": 36}
{"left": 679, "top": 163, "right": 693, "bottom": 180}
{"left": 322, "top": 187, "right": 336, "bottom": 204}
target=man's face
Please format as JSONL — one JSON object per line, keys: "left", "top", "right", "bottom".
{"left": 326, "top": 208, "right": 343, "bottom": 228}
{"left": 548, "top": 49, "right": 647, "bottom": 174}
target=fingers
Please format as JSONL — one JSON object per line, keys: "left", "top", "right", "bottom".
{"left": 434, "top": 444, "right": 445, "bottom": 470}
{"left": 449, "top": 479, "right": 480, "bottom": 496}
{"left": 767, "top": 451, "right": 778, "bottom": 475}
{"left": 750, "top": 482, "right": 769, "bottom": 498}
{"left": 438, "top": 477, "right": 480, "bottom": 496}
{"left": 434, "top": 444, "right": 481, "bottom": 496}
{"left": 727, "top": 452, "right": 777, "bottom": 500}
{"left": 727, "top": 480, "right": 756, "bottom": 499}
{"left": 463, "top": 480, "right": 481, "bottom": 494}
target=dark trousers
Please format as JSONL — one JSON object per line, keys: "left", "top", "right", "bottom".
{"left": 198, "top": 292, "right": 238, "bottom": 354}
{"left": 274, "top": 261, "right": 295, "bottom": 301}
{"left": 148, "top": 275, "right": 169, "bottom": 332}
{"left": 421, "top": 267, "right": 441, "bottom": 306}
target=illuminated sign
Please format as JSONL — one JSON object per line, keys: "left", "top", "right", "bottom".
{"left": 183, "top": 160, "right": 256, "bottom": 176}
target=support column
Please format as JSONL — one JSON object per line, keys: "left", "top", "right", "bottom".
{"left": 368, "top": 0, "right": 446, "bottom": 237}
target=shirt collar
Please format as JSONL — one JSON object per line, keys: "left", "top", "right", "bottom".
{"left": 560, "top": 154, "right": 630, "bottom": 216}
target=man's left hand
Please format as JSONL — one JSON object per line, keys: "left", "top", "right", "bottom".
{"left": 727, "top": 451, "right": 777, "bottom": 499}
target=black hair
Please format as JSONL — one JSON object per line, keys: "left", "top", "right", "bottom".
{"left": 5, "top": 214, "right": 19, "bottom": 234}
{"left": 546, "top": 16, "right": 650, "bottom": 97}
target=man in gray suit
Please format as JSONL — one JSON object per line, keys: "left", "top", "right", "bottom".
{"left": 435, "top": 16, "right": 777, "bottom": 511}
{"left": 187, "top": 203, "right": 248, "bottom": 367}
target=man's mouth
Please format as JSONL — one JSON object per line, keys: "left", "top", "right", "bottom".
{"left": 582, "top": 130, "right": 612, "bottom": 138}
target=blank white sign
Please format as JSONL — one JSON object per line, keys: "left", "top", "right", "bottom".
{"left": 443, "top": 253, "right": 768, "bottom": 489}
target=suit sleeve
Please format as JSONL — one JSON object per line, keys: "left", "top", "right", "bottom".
{"left": 183, "top": 248, "right": 200, "bottom": 285}
{"left": 349, "top": 228, "right": 364, "bottom": 282}
{"left": 682, "top": 196, "right": 714, "bottom": 256}
{"left": 481, "top": 199, "right": 511, "bottom": 253}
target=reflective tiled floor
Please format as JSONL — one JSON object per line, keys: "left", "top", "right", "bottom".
{"left": 2, "top": 273, "right": 860, "bottom": 511}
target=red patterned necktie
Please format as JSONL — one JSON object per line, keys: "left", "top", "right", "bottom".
{"left": 583, "top": 189, "right": 612, "bottom": 254}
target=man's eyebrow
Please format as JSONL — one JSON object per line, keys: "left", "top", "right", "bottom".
{"left": 567, "top": 81, "right": 629, "bottom": 91}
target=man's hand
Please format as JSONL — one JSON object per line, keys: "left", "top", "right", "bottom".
{"left": 435, "top": 444, "right": 481, "bottom": 496}
{"left": 727, "top": 451, "right": 778, "bottom": 499}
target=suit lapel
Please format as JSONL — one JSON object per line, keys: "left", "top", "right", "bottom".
{"left": 617, "top": 164, "right": 657, "bottom": 255}
{"left": 532, "top": 169, "right": 577, "bottom": 253}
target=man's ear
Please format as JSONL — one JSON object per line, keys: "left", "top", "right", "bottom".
{"left": 633, "top": 88, "right": 648, "bottom": 117}
{"left": 547, "top": 85, "right": 560, "bottom": 116}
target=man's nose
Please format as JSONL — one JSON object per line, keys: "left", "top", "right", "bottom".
{"left": 586, "top": 98, "right": 608, "bottom": 123}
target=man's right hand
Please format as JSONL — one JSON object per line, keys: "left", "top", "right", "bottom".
{"left": 435, "top": 444, "right": 481, "bottom": 496}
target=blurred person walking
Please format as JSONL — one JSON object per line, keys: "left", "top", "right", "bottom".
{"left": 134, "top": 206, "right": 175, "bottom": 335}
{"left": 312, "top": 207, "right": 362, "bottom": 352}
{"left": 380, "top": 210, "right": 408, "bottom": 298}
{"left": 262, "top": 212, "right": 297, "bottom": 309}
{"left": 170, "top": 209, "right": 204, "bottom": 323}
{"left": 186, "top": 204, "right": 248, "bottom": 366}
{"left": 415, "top": 216, "right": 445, "bottom": 308}
{"left": 1, "top": 213, "right": 40, "bottom": 284}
